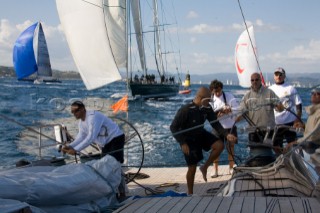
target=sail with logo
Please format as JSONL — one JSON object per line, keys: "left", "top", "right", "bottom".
{"left": 234, "top": 26, "right": 258, "bottom": 87}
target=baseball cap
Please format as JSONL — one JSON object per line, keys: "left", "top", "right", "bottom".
{"left": 274, "top": 67, "right": 285, "bottom": 74}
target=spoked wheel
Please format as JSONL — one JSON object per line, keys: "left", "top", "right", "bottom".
{"left": 111, "top": 116, "right": 144, "bottom": 184}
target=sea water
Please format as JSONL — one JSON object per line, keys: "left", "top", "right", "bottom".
{"left": 0, "top": 77, "right": 312, "bottom": 170}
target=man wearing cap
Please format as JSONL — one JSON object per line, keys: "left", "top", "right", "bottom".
{"left": 269, "top": 67, "right": 302, "bottom": 154}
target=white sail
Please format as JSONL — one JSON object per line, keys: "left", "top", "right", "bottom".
{"left": 131, "top": 0, "right": 147, "bottom": 74}
{"left": 56, "top": 0, "right": 123, "bottom": 90}
{"left": 103, "top": 0, "right": 127, "bottom": 68}
{"left": 234, "top": 26, "right": 258, "bottom": 87}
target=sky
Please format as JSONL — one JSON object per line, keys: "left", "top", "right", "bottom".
{"left": 1, "top": 0, "right": 320, "bottom": 77}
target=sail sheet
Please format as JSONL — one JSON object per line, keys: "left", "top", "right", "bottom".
{"left": 234, "top": 26, "right": 258, "bottom": 87}
{"left": 131, "top": 0, "right": 147, "bottom": 72}
{"left": 36, "top": 22, "right": 53, "bottom": 78}
{"left": 13, "top": 22, "right": 38, "bottom": 80}
{"left": 56, "top": 0, "right": 122, "bottom": 90}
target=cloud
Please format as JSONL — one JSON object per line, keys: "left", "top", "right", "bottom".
{"left": 190, "top": 37, "right": 197, "bottom": 43}
{"left": 184, "top": 19, "right": 279, "bottom": 34}
{"left": 264, "top": 39, "right": 320, "bottom": 63}
{"left": 186, "top": 24, "right": 224, "bottom": 34}
{"left": 287, "top": 40, "right": 320, "bottom": 61}
{"left": 187, "top": 11, "right": 198, "bottom": 19}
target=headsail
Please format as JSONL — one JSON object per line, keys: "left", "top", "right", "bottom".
{"left": 234, "top": 26, "right": 258, "bottom": 87}
{"left": 56, "top": 0, "right": 124, "bottom": 90}
{"left": 13, "top": 22, "right": 38, "bottom": 80}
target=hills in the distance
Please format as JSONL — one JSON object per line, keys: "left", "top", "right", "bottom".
{"left": 1, "top": 65, "right": 320, "bottom": 87}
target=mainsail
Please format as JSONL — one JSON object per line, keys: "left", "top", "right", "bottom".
{"left": 56, "top": 0, "right": 125, "bottom": 90}
{"left": 234, "top": 26, "right": 258, "bottom": 87}
{"left": 37, "top": 23, "right": 53, "bottom": 78}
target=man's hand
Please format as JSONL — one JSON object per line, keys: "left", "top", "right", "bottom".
{"left": 226, "top": 134, "right": 237, "bottom": 143}
{"left": 275, "top": 102, "right": 285, "bottom": 112}
{"left": 181, "top": 144, "right": 190, "bottom": 155}
{"left": 293, "top": 120, "right": 305, "bottom": 129}
{"left": 61, "top": 146, "right": 77, "bottom": 155}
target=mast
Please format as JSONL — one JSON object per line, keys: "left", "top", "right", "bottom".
{"left": 153, "top": 0, "right": 165, "bottom": 82}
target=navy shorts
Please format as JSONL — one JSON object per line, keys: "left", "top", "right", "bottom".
{"left": 102, "top": 134, "right": 125, "bottom": 163}
{"left": 183, "top": 130, "right": 220, "bottom": 165}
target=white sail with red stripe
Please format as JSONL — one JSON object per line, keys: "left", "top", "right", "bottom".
{"left": 235, "top": 26, "right": 259, "bottom": 87}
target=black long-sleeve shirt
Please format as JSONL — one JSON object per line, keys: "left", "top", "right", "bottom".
{"left": 170, "top": 102, "right": 227, "bottom": 145}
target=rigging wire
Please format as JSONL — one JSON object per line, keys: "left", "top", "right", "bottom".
{"left": 237, "top": 0, "right": 265, "bottom": 85}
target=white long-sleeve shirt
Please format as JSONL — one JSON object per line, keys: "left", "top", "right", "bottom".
{"left": 210, "top": 91, "right": 239, "bottom": 129}
{"left": 70, "top": 110, "right": 123, "bottom": 151}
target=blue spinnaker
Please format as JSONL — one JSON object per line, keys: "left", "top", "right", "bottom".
{"left": 13, "top": 22, "right": 38, "bottom": 80}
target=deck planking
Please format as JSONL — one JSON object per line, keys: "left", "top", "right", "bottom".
{"left": 114, "top": 165, "right": 320, "bottom": 212}
{"left": 114, "top": 196, "right": 320, "bottom": 213}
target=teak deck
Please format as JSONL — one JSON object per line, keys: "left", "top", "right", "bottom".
{"left": 114, "top": 166, "right": 320, "bottom": 212}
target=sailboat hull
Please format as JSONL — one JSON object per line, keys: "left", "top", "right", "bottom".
{"left": 130, "top": 83, "right": 179, "bottom": 98}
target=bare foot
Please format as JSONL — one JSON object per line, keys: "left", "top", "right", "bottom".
{"left": 199, "top": 166, "right": 207, "bottom": 182}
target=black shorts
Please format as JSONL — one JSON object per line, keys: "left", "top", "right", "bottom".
{"left": 102, "top": 134, "right": 125, "bottom": 163}
{"left": 183, "top": 130, "right": 220, "bottom": 165}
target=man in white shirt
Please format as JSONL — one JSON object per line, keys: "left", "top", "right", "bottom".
{"left": 209, "top": 80, "right": 239, "bottom": 177}
{"left": 62, "top": 101, "right": 125, "bottom": 162}
{"left": 62, "top": 101, "right": 126, "bottom": 199}
{"left": 269, "top": 67, "right": 302, "bottom": 154}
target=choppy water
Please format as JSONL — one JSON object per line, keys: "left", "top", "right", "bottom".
{"left": 0, "top": 77, "right": 312, "bottom": 170}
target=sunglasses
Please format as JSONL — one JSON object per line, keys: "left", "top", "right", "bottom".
{"left": 275, "top": 73, "right": 284, "bottom": 77}
{"left": 311, "top": 92, "right": 320, "bottom": 96}
{"left": 251, "top": 79, "right": 260, "bottom": 82}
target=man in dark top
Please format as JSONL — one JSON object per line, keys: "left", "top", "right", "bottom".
{"left": 170, "top": 87, "right": 237, "bottom": 195}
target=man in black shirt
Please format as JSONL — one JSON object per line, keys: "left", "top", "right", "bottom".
{"left": 170, "top": 87, "right": 237, "bottom": 195}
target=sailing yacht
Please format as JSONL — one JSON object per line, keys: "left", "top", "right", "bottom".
{"left": 13, "top": 22, "right": 61, "bottom": 84}
{"left": 56, "top": 0, "right": 179, "bottom": 98}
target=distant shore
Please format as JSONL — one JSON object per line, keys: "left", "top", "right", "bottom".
{"left": 1, "top": 65, "right": 320, "bottom": 87}
{"left": 0, "top": 66, "right": 81, "bottom": 79}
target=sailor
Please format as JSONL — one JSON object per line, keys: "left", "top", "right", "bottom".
{"left": 62, "top": 101, "right": 126, "bottom": 199}
{"left": 285, "top": 88, "right": 320, "bottom": 152}
{"left": 236, "top": 73, "right": 283, "bottom": 166}
{"left": 269, "top": 67, "right": 302, "bottom": 154}
{"left": 170, "top": 87, "right": 237, "bottom": 195}
{"left": 209, "top": 79, "right": 239, "bottom": 178}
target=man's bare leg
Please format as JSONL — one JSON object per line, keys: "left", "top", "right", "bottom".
{"left": 200, "top": 140, "right": 224, "bottom": 182}
{"left": 211, "top": 158, "right": 219, "bottom": 178}
{"left": 186, "top": 164, "right": 197, "bottom": 195}
{"left": 227, "top": 143, "right": 235, "bottom": 169}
